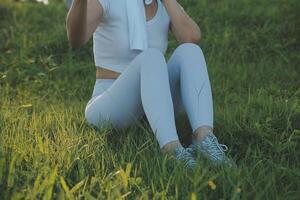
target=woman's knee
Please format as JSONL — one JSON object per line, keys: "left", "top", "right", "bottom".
{"left": 175, "top": 42, "right": 203, "bottom": 54}
{"left": 85, "top": 108, "right": 118, "bottom": 130}
{"left": 174, "top": 43, "right": 207, "bottom": 71}
{"left": 85, "top": 104, "right": 142, "bottom": 130}
{"left": 85, "top": 106, "right": 105, "bottom": 128}
{"left": 173, "top": 43, "right": 205, "bottom": 62}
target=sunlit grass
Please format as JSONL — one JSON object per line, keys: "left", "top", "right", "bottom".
{"left": 0, "top": 0, "right": 299, "bottom": 199}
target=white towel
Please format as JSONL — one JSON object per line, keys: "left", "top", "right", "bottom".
{"left": 126, "top": 0, "right": 153, "bottom": 51}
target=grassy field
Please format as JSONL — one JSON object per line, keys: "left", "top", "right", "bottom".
{"left": 0, "top": 0, "right": 299, "bottom": 199}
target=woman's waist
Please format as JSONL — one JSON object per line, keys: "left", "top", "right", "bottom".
{"left": 96, "top": 66, "right": 121, "bottom": 79}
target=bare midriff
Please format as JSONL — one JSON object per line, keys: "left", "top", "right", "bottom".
{"left": 96, "top": 66, "right": 121, "bottom": 79}
{"left": 95, "top": 1, "right": 158, "bottom": 80}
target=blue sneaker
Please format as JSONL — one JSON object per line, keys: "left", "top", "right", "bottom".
{"left": 189, "top": 132, "right": 236, "bottom": 168}
{"left": 174, "top": 146, "right": 197, "bottom": 169}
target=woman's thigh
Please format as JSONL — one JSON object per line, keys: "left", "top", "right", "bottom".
{"left": 166, "top": 49, "right": 185, "bottom": 118}
{"left": 85, "top": 53, "right": 149, "bottom": 129}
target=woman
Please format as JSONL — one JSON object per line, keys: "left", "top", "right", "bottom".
{"left": 66, "top": 0, "right": 234, "bottom": 169}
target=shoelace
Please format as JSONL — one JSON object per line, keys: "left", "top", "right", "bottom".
{"left": 190, "top": 133, "right": 236, "bottom": 168}
{"left": 196, "top": 134, "right": 228, "bottom": 161}
{"left": 175, "top": 147, "right": 196, "bottom": 169}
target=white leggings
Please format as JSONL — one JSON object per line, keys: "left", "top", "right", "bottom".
{"left": 85, "top": 43, "right": 213, "bottom": 148}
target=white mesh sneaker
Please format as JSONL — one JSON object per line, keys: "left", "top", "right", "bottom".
{"left": 189, "top": 132, "right": 236, "bottom": 168}
{"left": 174, "top": 146, "right": 197, "bottom": 169}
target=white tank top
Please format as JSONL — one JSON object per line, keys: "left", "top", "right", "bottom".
{"left": 93, "top": 0, "right": 170, "bottom": 73}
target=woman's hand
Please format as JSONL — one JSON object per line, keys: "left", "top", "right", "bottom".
{"left": 66, "top": 0, "right": 104, "bottom": 49}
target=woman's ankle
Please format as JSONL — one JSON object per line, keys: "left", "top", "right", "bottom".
{"left": 193, "top": 125, "right": 213, "bottom": 142}
{"left": 161, "top": 140, "right": 183, "bottom": 155}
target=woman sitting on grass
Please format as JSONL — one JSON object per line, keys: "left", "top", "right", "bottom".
{"left": 66, "top": 0, "right": 234, "bottom": 169}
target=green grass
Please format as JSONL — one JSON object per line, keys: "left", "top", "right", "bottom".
{"left": 0, "top": 0, "right": 300, "bottom": 199}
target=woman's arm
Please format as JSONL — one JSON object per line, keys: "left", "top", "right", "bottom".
{"left": 163, "top": 0, "right": 201, "bottom": 44}
{"left": 66, "top": 0, "right": 104, "bottom": 49}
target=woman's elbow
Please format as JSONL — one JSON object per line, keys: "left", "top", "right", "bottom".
{"left": 190, "top": 34, "right": 201, "bottom": 44}
{"left": 182, "top": 28, "right": 202, "bottom": 44}
{"left": 197, "top": 30, "right": 202, "bottom": 42}
{"left": 190, "top": 29, "right": 202, "bottom": 43}
{"left": 181, "top": 33, "right": 201, "bottom": 44}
